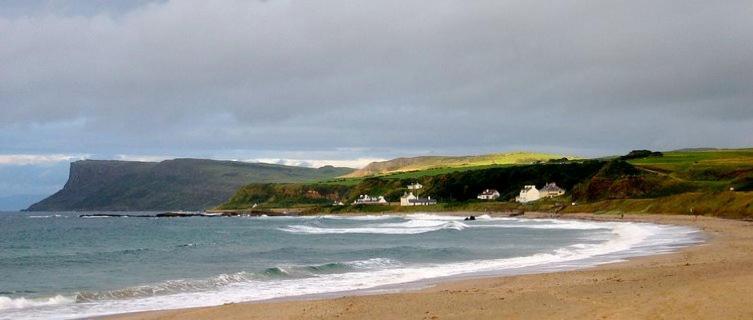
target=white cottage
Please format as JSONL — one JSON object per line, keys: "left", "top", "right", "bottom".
{"left": 477, "top": 189, "right": 500, "bottom": 200}
{"left": 352, "top": 195, "right": 388, "bottom": 205}
{"left": 400, "top": 192, "right": 437, "bottom": 206}
{"left": 515, "top": 185, "right": 540, "bottom": 203}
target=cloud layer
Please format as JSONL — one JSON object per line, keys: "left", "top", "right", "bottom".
{"left": 1, "top": 0, "right": 752, "bottom": 161}
{"left": 0, "top": 154, "right": 89, "bottom": 166}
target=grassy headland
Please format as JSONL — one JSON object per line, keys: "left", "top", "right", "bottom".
{"left": 218, "top": 148, "right": 753, "bottom": 219}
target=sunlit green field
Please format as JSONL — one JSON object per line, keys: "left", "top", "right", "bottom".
{"left": 629, "top": 149, "right": 753, "bottom": 170}
{"left": 342, "top": 152, "right": 571, "bottom": 178}
{"left": 323, "top": 163, "right": 517, "bottom": 185}
{"left": 629, "top": 149, "right": 753, "bottom": 182}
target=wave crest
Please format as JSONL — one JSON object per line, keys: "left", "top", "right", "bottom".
{"left": 279, "top": 220, "right": 467, "bottom": 235}
{"left": 72, "top": 258, "right": 399, "bottom": 304}
{"left": 0, "top": 295, "right": 74, "bottom": 311}
{"left": 75, "top": 272, "right": 255, "bottom": 302}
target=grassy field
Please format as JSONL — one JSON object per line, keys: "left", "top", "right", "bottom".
{"left": 628, "top": 149, "right": 753, "bottom": 191}
{"left": 629, "top": 149, "right": 753, "bottom": 176}
{"left": 322, "top": 163, "right": 518, "bottom": 185}
{"left": 562, "top": 191, "right": 753, "bottom": 219}
{"left": 343, "top": 152, "right": 570, "bottom": 178}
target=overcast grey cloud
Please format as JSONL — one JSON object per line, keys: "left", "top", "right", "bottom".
{"left": 1, "top": 0, "right": 753, "bottom": 206}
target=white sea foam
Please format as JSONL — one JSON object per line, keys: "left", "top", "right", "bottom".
{"left": 1, "top": 216, "right": 701, "bottom": 320}
{"left": 279, "top": 215, "right": 605, "bottom": 235}
{"left": 0, "top": 295, "right": 74, "bottom": 311}
{"left": 321, "top": 215, "right": 396, "bottom": 221}
{"left": 27, "top": 214, "right": 63, "bottom": 219}
{"left": 404, "top": 213, "right": 466, "bottom": 221}
{"left": 280, "top": 220, "right": 468, "bottom": 235}
{"left": 346, "top": 257, "right": 399, "bottom": 269}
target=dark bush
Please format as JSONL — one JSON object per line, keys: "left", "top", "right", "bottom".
{"left": 620, "top": 150, "right": 664, "bottom": 160}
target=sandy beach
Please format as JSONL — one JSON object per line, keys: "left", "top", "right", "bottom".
{"left": 106, "top": 213, "right": 753, "bottom": 320}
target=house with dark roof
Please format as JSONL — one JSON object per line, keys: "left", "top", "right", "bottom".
{"left": 540, "top": 182, "right": 565, "bottom": 198}
{"left": 400, "top": 192, "right": 437, "bottom": 206}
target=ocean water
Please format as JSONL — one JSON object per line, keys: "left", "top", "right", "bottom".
{"left": 0, "top": 212, "right": 702, "bottom": 320}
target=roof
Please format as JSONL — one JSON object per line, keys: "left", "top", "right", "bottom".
{"left": 409, "top": 198, "right": 437, "bottom": 204}
{"left": 479, "top": 189, "right": 499, "bottom": 195}
{"left": 540, "top": 183, "right": 564, "bottom": 192}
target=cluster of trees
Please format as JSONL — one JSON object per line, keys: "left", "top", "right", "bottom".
{"left": 219, "top": 183, "right": 351, "bottom": 209}
{"left": 620, "top": 150, "right": 664, "bottom": 160}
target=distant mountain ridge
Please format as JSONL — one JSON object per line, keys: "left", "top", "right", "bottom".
{"left": 26, "top": 159, "right": 354, "bottom": 211}
{"left": 343, "top": 152, "right": 569, "bottom": 178}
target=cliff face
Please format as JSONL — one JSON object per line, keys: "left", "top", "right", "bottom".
{"left": 27, "top": 159, "right": 354, "bottom": 211}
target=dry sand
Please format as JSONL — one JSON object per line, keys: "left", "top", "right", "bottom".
{"left": 106, "top": 214, "right": 753, "bottom": 320}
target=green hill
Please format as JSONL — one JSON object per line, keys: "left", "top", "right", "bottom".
{"left": 342, "top": 152, "right": 570, "bottom": 178}
{"left": 27, "top": 159, "right": 354, "bottom": 211}
{"left": 220, "top": 148, "right": 753, "bottom": 219}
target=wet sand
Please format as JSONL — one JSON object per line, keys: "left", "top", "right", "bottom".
{"left": 106, "top": 213, "right": 753, "bottom": 320}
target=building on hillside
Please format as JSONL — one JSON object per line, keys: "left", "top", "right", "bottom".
{"left": 515, "top": 185, "right": 540, "bottom": 203}
{"left": 477, "top": 189, "right": 500, "bottom": 200}
{"left": 332, "top": 201, "right": 345, "bottom": 206}
{"left": 540, "top": 182, "right": 565, "bottom": 198}
{"left": 400, "top": 192, "right": 437, "bottom": 206}
{"left": 352, "top": 195, "right": 388, "bottom": 205}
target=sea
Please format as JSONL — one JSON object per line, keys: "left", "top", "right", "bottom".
{"left": 0, "top": 211, "right": 703, "bottom": 320}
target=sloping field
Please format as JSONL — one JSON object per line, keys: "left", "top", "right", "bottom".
{"left": 343, "top": 152, "right": 569, "bottom": 178}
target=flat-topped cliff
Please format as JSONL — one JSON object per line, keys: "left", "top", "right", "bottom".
{"left": 27, "top": 159, "right": 353, "bottom": 211}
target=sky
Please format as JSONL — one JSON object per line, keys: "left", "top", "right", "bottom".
{"left": 1, "top": 0, "right": 752, "bottom": 209}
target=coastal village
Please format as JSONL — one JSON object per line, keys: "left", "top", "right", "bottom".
{"left": 344, "top": 181, "right": 566, "bottom": 207}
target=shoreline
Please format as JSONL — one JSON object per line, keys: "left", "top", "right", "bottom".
{"left": 102, "top": 213, "right": 753, "bottom": 320}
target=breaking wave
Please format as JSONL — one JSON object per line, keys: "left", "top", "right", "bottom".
{"left": 0, "top": 295, "right": 74, "bottom": 311}
{"left": 278, "top": 214, "right": 608, "bottom": 235}
{"left": 18, "top": 258, "right": 399, "bottom": 306}
{"left": 280, "top": 220, "right": 468, "bottom": 234}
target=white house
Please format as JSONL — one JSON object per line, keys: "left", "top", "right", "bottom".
{"left": 407, "top": 183, "right": 423, "bottom": 191}
{"left": 352, "top": 195, "right": 388, "bottom": 205}
{"left": 515, "top": 185, "right": 540, "bottom": 203}
{"left": 477, "top": 189, "right": 500, "bottom": 200}
{"left": 540, "top": 182, "right": 565, "bottom": 198}
{"left": 400, "top": 192, "right": 437, "bottom": 206}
